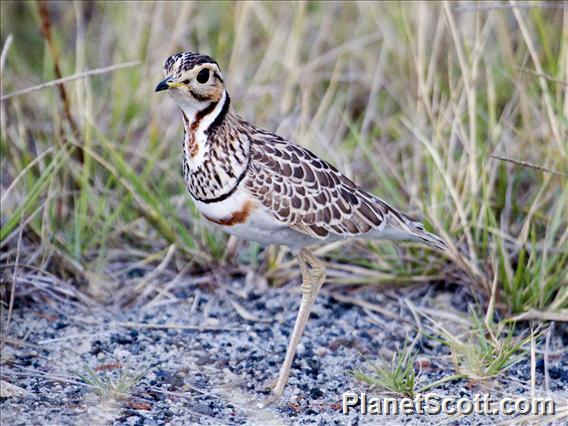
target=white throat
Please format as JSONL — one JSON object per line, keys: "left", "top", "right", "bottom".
{"left": 177, "top": 90, "right": 227, "bottom": 169}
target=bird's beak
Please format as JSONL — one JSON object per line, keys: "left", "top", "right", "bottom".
{"left": 155, "top": 77, "right": 181, "bottom": 92}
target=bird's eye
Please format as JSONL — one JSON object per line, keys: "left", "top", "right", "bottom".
{"left": 196, "top": 69, "right": 210, "bottom": 84}
{"left": 182, "top": 79, "right": 190, "bottom": 85}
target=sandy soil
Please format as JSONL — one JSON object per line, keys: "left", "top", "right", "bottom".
{"left": 1, "top": 277, "right": 566, "bottom": 425}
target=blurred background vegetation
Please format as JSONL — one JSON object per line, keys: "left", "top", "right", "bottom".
{"left": 1, "top": 1, "right": 566, "bottom": 325}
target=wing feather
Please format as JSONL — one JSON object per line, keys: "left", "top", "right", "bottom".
{"left": 244, "top": 135, "right": 394, "bottom": 240}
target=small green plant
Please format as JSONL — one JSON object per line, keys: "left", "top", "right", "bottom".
{"left": 75, "top": 366, "right": 146, "bottom": 401}
{"left": 354, "top": 344, "right": 417, "bottom": 397}
{"left": 447, "top": 313, "right": 531, "bottom": 380}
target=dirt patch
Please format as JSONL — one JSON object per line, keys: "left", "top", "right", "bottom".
{"left": 1, "top": 279, "right": 566, "bottom": 425}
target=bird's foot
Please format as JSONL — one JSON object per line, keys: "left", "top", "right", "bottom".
{"left": 261, "top": 377, "right": 285, "bottom": 404}
{"left": 263, "top": 376, "right": 277, "bottom": 391}
{"left": 265, "top": 387, "right": 284, "bottom": 405}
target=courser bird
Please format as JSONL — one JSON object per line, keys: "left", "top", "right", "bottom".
{"left": 155, "top": 52, "right": 446, "bottom": 401}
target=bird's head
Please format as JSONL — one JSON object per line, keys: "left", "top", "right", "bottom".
{"left": 155, "top": 52, "right": 225, "bottom": 115}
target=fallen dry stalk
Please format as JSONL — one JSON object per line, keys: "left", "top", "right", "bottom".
{"left": 488, "top": 154, "right": 567, "bottom": 177}
{"left": 0, "top": 61, "right": 141, "bottom": 101}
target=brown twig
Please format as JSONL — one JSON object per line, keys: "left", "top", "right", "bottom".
{"left": 1, "top": 61, "right": 140, "bottom": 101}
{"left": 514, "top": 66, "right": 568, "bottom": 87}
{"left": 36, "top": 0, "right": 82, "bottom": 161}
{"left": 488, "top": 154, "right": 567, "bottom": 177}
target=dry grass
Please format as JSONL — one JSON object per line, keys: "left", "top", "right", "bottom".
{"left": 1, "top": 1, "right": 566, "bottom": 379}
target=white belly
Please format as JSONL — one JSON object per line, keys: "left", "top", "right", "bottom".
{"left": 193, "top": 189, "right": 253, "bottom": 221}
{"left": 224, "top": 213, "right": 317, "bottom": 248}
{"left": 192, "top": 188, "right": 317, "bottom": 249}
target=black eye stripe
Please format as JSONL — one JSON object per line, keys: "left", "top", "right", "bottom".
{"left": 188, "top": 89, "right": 209, "bottom": 102}
{"left": 213, "top": 72, "right": 223, "bottom": 83}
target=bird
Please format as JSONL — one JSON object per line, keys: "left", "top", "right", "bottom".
{"left": 155, "top": 51, "right": 446, "bottom": 401}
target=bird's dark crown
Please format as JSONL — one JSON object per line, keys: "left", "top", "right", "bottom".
{"left": 163, "top": 52, "right": 219, "bottom": 78}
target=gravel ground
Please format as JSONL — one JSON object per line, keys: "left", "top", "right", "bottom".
{"left": 1, "top": 277, "right": 566, "bottom": 425}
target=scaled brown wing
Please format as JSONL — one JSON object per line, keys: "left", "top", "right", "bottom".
{"left": 244, "top": 137, "right": 389, "bottom": 239}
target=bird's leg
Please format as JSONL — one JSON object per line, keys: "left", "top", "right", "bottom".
{"left": 266, "top": 248, "right": 326, "bottom": 401}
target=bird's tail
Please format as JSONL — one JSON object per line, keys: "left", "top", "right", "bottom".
{"left": 386, "top": 209, "right": 447, "bottom": 251}
{"left": 411, "top": 226, "right": 447, "bottom": 251}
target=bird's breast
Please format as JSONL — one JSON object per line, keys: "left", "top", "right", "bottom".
{"left": 194, "top": 188, "right": 324, "bottom": 250}
{"left": 194, "top": 190, "right": 258, "bottom": 227}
